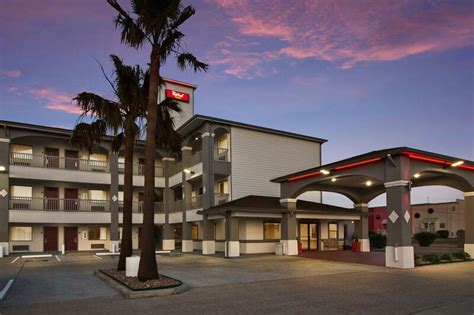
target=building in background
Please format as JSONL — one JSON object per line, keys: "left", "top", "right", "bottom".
{"left": 369, "top": 200, "right": 465, "bottom": 237}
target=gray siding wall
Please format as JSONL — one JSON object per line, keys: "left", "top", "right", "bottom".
{"left": 230, "top": 126, "right": 321, "bottom": 200}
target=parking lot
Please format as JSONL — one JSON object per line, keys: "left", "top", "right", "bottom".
{"left": 0, "top": 253, "right": 473, "bottom": 314}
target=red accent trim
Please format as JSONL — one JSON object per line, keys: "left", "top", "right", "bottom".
{"left": 334, "top": 157, "right": 382, "bottom": 171}
{"left": 163, "top": 78, "right": 196, "bottom": 89}
{"left": 403, "top": 151, "right": 474, "bottom": 170}
{"left": 460, "top": 164, "right": 474, "bottom": 170}
{"left": 288, "top": 171, "right": 321, "bottom": 182}
{"left": 165, "top": 89, "right": 190, "bottom": 102}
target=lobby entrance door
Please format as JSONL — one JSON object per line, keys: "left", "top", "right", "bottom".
{"left": 299, "top": 223, "right": 318, "bottom": 250}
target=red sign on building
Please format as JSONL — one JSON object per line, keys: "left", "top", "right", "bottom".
{"left": 165, "top": 89, "right": 190, "bottom": 102}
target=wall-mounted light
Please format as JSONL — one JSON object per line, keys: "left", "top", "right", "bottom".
{"left": 451, "top": 160, "right": 464, "bottom": 167}
{"left": 183, "top": 168, "right": 195, "bottom": 175}
{"left": 365, "top": 180, "right": 372, "bottom": 187}
{"left": 0, "top": 166, "right": 6, "bottom": 172}
{"left": 331, "top": 178, "right": 337, "bottom": 182}
{"left": 320, "top": 169, "right": 330, "bottom": 175}
{"left": 414, "top": 173, "right": 421, "bottom": 178}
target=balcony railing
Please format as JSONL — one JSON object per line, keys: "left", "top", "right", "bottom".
{"left": 118, "top": 201, "right": 164, "bottom": 213}
{"left": 188, "top": 151, "right": 203, "bottom": 166}
{"left": 215, "top": 193, "right": 230, "bottom": 205}
{"left": 118, "top": 163, "right": 164, "bottom": 177}
{"left": 10, "top": 153, "right": 110, "bottom": 173}
{"left": 9, "top": 197, "right": 110, "bottom": 212}
{"left": 170, "top": 199, "right": 183, "bottom": 213}
{"left": 191, "top": 194, "right": 204, "bottom": 209}
{"left": 168, "top": 160, "right": 182, "bottom": 176}
{"left": 215, "top": 148, "right": 229, "bottom": 162}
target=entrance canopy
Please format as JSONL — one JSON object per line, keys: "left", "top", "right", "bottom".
{"left": 272, "top": 147, "right": 474, "bottom": 204}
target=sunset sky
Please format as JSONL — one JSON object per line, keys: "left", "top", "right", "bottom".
{"left": 1, "top": 0, "right": 473, "bottom": 206}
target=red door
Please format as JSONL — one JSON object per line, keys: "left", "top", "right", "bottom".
{"left": 44, "top": 147, "right": 59, "bottom": 168}
{"left": 45, "top": 187, "right": 59, "bottom": 210}
{"left": 64, "top": 227, "right": 78, "bottom": 251}
{"left": 44, "top": 227, "right": 58, "bottom": 251}
{"left": 65, "top": 150, "right": 79, "bottom": 170}
{"left": 64, "top": 188, "right": 78, "bottom": 211}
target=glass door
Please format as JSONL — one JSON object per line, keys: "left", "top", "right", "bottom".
{"left": 299, "top": 224, "right": 309, "bottom": 250}
{"left": 299, "top": 223, "right": 319, "bottom": 250}
{"left": 310, "top": 223, "right": 318, "bottom": 250}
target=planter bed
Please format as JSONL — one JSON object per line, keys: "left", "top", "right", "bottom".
{"left": 96, "top": 269, "right": 187, "bottom": 298}
{"left": 414, "top": 251, "right": 472, "bottom": 267}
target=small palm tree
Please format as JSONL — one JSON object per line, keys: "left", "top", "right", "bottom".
{"left": 71, "top": 55, "right": 147, "bottom": 271}
{"left": 108, "top": 0, "right": 208, "bottom": 281}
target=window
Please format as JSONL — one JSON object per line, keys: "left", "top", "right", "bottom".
{"left": 192, "top": 224, "right": 199, "bottom": 240}
{"left": 328, "top": 223, "right": 338, "bottom": 239}
{"left": 264, "top": 222, "right": 281, "bottom": 240}
{"left": 11, "top": 144, "right": 33, "bottom": 157}
{"left": 88, "top": 227, "right": 107, "bottom": 240}
{"left": 414, "top": 213, "right": 421, "bottom": 219}
{"left": 10, "top": 226, "right": 33, "bottom": 241}
{"left": 216, "top": 135, "right": 228, "bottom": 149}
{"left": 89, "top": 190, "right": 106, "bottom": 201}
{"left": 118, "top": 191, "right": 124, "bottom": 202}
{"left": 11, "top": 186, "right": 32, "bottom": 198}
{"left": 439, "top": 223, "right": 446, "bottom": 229}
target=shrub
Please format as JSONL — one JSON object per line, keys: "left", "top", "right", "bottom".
{"left": 422, "top": 254, "right": 440, "bottom": 264}
{"left": 436, "top": 230, "right": 449, "bottom": 239}
{"left": 369, "top": 232, "right": 387, "bottom": 249}
{"left": 414, "top": 231, "right": 438, "bottom": 247}
{"left": 439, "top": 253, "right": 452, "bottom": 261}
{"left": 452, "top": 251, "right": 471, "bottom": 261}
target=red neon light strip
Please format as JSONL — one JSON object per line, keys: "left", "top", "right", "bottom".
{"left": 288, "top": 171, "right": 321, "bottom": 182}
{"left": 403, "top": 151, "right": 474, "bottom": 170}
{"left": 460, "top": 164, "right": 474, "bottom": 170}
{"left": 334, "top": 157, "right": 382, "bottom": 171}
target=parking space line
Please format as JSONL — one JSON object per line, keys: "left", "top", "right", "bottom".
{"left": 55, "top": 255, "right": 61, "bottom": 262}
{"left": 0, "top": 279, "right": 14, "bottom": 300}
{"left": 93, "top": 255, "right": 103, "bottom": 260}
{"left": 11, "top": 257, "right": 20, "bottom": 264}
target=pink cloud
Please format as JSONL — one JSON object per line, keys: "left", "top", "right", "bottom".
{"left": 209, "top": 0, "right": 474, "bottom": 76}
{"left": 2, "top": 69, "right": 22, "bottom": 78}
{"left": 30, "top": 88, "right": 82, "bottom": 114}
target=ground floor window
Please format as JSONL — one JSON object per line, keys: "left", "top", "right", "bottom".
{"left": 328, "top": 223, "right": 338, "bottom": 239}
{"left": 264, "top": 222, "right": 281, "bottom": 240}
{"left": 88, "top": 227, "right": 107, "bottom": 240}
{"left": 10, "top": 226, "right": 33, "bottom": 241}
{"left": 192, "top": 224, "right": 199, "bottom": 240}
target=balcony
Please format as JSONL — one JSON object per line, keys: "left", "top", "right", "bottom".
{"left": 10, "top": 153, "right": 109, "bottom": 172}
{"left": 170, "top": 199, "right": 183, "bottom": 213}
{"left": 188, "top": 151, "right": 203, "bottom": 166}
{"left": 191, "top": 194, "right": 204, "bottom": 209}
{"left": 118, "top": 201, "right": 164, "bottom": 213}
{"left": 118, "top": 163, "right": 164, "bottom": 177}
{"left": 215, "top": 193, "right": 230, "bottom": 205}
{"left": 9, "top": 197, "right": 110, "bottom": 212}
{"left": 215, "top": 148, "right": 229, "bottom": 162}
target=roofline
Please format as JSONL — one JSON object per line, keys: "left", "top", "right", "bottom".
{"left": 177, "top": 114, "right": 328, "bottom": 143}
{"left": 370, "top": 199, "right": 463, "bottom": 208}
{"left": 163, "top": 77, "right": 197, "bottom": 89}
{"left": 272, "top": 147, "right": 474, "bottom": 183}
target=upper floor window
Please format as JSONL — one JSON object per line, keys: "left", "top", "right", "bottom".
{"left": 89, "top": 190, "right": 107, "bottom": 201}
{"left": 11, "top": 185, "right": 32, "bottom": 198}
{"left": 11, "top": 144, "right": 33, "bottom": 160}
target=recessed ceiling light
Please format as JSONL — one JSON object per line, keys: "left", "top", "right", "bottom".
{"left": 321, "top": 169, "right": 330, "bottom": 175}
{"left": 366, "top": 180, "right": 372, "bottom": 186}
{"left": 414, "top": 173, "right": 420, "bottom": 178}
{"left": 331, "top": 178, "right": 337, "bottom": 182}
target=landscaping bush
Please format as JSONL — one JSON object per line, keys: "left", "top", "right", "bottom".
{"left": 414, "top": 231, "right": 438, "bottom": 247}
{"left": 452, "top": 251, "right": 471, "bottom": 261}
{"left": 439, "top": 253, "right": 452, "bottom": 262}
{"left": 369, "top": 232, "right": 387, "bottom": 249}
{"left": 422, "top": 254, "right": 440, "bottom": 264}
{"left": 436, "top": 230, "right": 449, "bottom": 239}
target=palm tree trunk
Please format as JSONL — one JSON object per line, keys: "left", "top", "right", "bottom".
{"left": 138, "top": 45, "right": 160, "bottom": 281}
{"left": 117, "top": 124, "right": 135, "bottom": 271}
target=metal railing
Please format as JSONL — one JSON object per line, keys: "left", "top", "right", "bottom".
{"left": 215, "top": 148, "right": 229, "bottom": 162}
{"left": 117, "top": 163, "right": 164, "bottom": 177}
{"left": 9, "top": 197, "right": 110, "bottom": 212}
{"left": 10, "top": 153, "right": 110, "bottom": 173}
{"left": 215, "top": 193, "right": 230, "bottom": 205}
{"left": 118, "top": 201, "right": 164, "bottom": 213}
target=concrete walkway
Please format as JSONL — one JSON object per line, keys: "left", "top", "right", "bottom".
{"left": 300, "top": 250, "right": 385, "bottom": 266}
{"left": 0, "top": 253, "right": 472, "bottom": 314}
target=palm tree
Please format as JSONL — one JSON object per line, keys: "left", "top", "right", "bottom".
{"left": 108, "top": 0, "right": 208, "bottom": 281}
{"left": 71, "top": 55, "right": 147, "bottom": 271}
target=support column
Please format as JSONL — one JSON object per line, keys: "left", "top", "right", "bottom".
{"left": 109, "top": 153, "right": 119, "bottom": 253}
{"left": 464, "top": 192, "right": 474, "bottom": 257}
{"left": 162, "top": 157, "right": 175, "bottom": 250}
{"left": 225, "top": 213, "right": 239, "bottom": 257}
{"left": 0, "top": 138, "right": 10, "bottom": 256}
{"left": 201, "top": 131, "right": 215, "bottom": 209}
{"left": 354, "top": 203, "right": 370, "bottom": 252}
{"left": 384, "top": 180, "right": 414, "bottom": 269}
{"left": 279, "top": 198, "right": 298, "bottom": 255}
{"left": 202, "top": 215, "right": 215, "bottom": 255}
{"left": 181, "top": 146, "right": 193, "bottom": 252}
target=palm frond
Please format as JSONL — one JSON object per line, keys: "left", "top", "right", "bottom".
{"left": 171, "top": 5, "right": 195, "bottom": 29}
{"left": 177, "top": 53, "right": 209, "bottom": 72}
{"left": 70, "top": 120, "right": 108, "bottom": 153}
{"left": 107, "top": 0, "right": 148, "bottom": 48}
{"left": 73, "top": 92, "right": 122, "bottom": 133}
